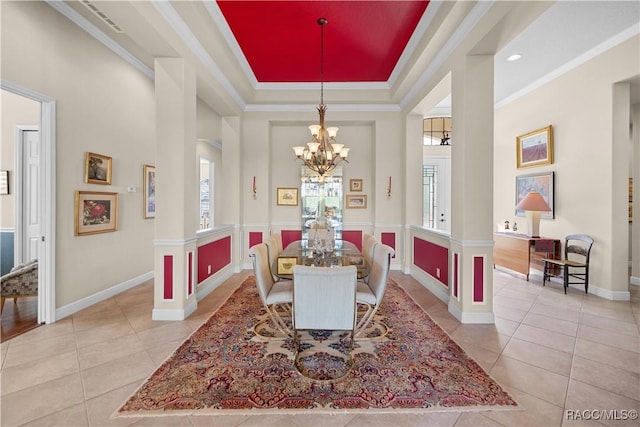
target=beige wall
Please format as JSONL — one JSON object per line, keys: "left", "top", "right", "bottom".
{"left": 2, "top": 1, "right": 155, "bottom": 307}
{"left": 0, "top": 90, "right": 39, "bottom": 229}
{"left": 494, "top": 35, "right": 639, "bottom": 295}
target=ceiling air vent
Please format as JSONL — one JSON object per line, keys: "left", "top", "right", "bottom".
{"left": 80, "top": 0, "right": 124, "bottom": 33}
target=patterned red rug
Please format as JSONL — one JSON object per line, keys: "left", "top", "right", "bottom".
{"left": 116, "top": 277, "right": 517, "bottom": 416}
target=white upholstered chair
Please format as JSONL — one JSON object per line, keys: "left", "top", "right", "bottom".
{"left": 292, "top": 265, "right": 358, "bottom": 354}
{"left": 361, "top": 233, "right": 378, "bottom": 283}
{"left": 263, "top": 236, "right": 281, "bottom": 282}
{"left": 355, "top": 243, "right": 394, "bottom": 336}
{"left": 248, "top": 243, "right": 293, "bottom": 335}
{"left": 271, "top": 232, "right": 284, "bottom": 254}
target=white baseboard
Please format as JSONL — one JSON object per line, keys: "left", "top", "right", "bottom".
{"left": 630, "top": 276, "right": 640, "bottom": 286}
{"left": 56, "top": 271, "right": 154, "bottom": 320}
{"left": 152, "top": 298, "right": 197, "bottom": 321}
{"left": 409, "top": 266, "right": 450, "bottom": 303}
{"left": 546, "top": 276, "right": 631, "bottom": 301}
{"left": 196, "top": 265, "right": 234, "bottom": 301}
{"left": 448, "top": 302, "right": 495, "bottom": 324}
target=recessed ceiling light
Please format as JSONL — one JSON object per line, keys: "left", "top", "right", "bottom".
{"left": 507, "top": 54, "right": 522, "bottom": 62}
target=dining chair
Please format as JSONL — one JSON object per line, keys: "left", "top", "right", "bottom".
{"left": 271, "top": 231, "right": 284, "bottom": 254}
{"left": 292, "top": 265, "right": 358, "bottom": 356}
{"left": 355, "top": 243, "right": 394, "bottom": 336}
{"left": 248, "top": 243, "right": 293, "bottom": 335}
{"left": 264, "top": 236, "right": 282, "bottom": 283}
{"left": 361, "top": 234, "right": 379, "bottom": 283}
{"left": 542, "top": 234, "right": 594, "bottom": 294}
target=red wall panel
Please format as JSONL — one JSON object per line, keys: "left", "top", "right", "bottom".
{"left": 198, "top": 236, "right": 231, "bottom": 283}
{"left": 413, "top": 237, "right": 449, "bottom": 287}
{"left": 381, "top": 232, "right": 396, "bottom": 258}
{"left": 342, "top": 230, "right": 363, "bottom": 251}
{"left": 249, "top": 231, "right": 262, "bottom": 249}
{"left": 281, "top": 230, "right": 302, "bottom": 249}
{"left": 473, "top": 256, "right": 484, "bottom": 302}
{"left": 163, "top": 255, "right": 173, "bottom": 300}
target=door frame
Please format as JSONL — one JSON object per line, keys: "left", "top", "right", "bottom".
{"left": 2, "top": 80, "right": 56, "bottom": 324}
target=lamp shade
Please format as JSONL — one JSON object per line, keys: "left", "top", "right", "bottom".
{"left": 516, "top": 191, "right": 550, "bottom": 212}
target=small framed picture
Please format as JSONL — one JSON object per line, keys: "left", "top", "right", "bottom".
{"left": 346, "top": 194, "right": 367, "bottom": 209}
{"left": 350, "top": 179, "right": 363, "bottom": 192}
{"left": 277, "top": 257, "right": 298, "bottom": 275}
{"left": 277, "top": 187, "right": 298, "bottom": 206}
{"left": 143, "top": 164, "right": 156, "bottom": 219}
{"left": 0, "top": 170, "right": 8, "bottom": 195}
{"left": 346, "top": 255, "right": 365, "bottom": 267}
{"left": 85, "top": 152, "right": 112, "bottom": 185}
{"left": 75, "top": 191, "right": 118, "bottom": 236}
{"left": 516, "top": 125, "right": 553, "bottom": 169}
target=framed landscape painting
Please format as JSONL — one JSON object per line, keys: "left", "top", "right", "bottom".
{"left": 516, "top": 125, "right": 553, "bottom": 169}
{"left": 346, "top": 194, "right": 367, "bottom": 209}
{"left": 75, "top": 191, "right": 118, "bottom": 236}
{"left": 85, "top": 152, "right": 112, "bottom": 185}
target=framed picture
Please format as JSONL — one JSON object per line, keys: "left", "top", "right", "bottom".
{"left": 85, "top": 152, "right": 112, "bottom": 185}
{"left": 516, "top": 125, "right": 553, "bottom": 168}
{"left": 143, "top": 164, "right": 156, "bottom": 219}
{"left": 277, "top": 257, "right": 298, "bottom": 275}
{"left": 346, "top": 255, "right": 365, "bottom": 267}
{"left": 516, "top": 172, "right": 554, "bottom": 219}
{"left": 346, "top": 194, "right": 367, "bottom": 209}
{"left": 0, "top": 170, "right": 8, "bottom": 195}
{"left": 350, "top": 179, "right": 363, "bottom": 192}
{"left": 277, "top": 187, "right": 298, "bottom": 206}
{"left": 75, "top": 191, "right": 118, "bottom": 236}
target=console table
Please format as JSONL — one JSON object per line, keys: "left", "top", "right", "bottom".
{"left": 493, "top": 232, "right": 561, "bottom": 281}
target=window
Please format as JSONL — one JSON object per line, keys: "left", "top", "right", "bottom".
{"left": 423, "top": 164, "right": 437, "bottom": 228}
{"left": 199, "top": 158, "right": 213, "bottom": 230}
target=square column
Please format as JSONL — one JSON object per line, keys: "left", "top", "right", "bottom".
{"left": 448, "top": 54, "right": 495, "bottom": 323}
{"left": 152, "top": 57, "right": 198, "bottom": 320}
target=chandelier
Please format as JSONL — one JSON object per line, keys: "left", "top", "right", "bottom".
{"left": 293, "top": 18, "right": 349, "bottom": 176}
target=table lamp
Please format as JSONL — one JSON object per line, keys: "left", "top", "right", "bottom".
{"left": 515, "top": 191, "right": 551, "bottom": 238}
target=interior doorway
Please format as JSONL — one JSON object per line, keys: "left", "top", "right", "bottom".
{"left": 1, "top": 83, "right": 56, "bottom": 325}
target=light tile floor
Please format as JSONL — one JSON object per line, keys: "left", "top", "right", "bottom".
{"left": 1, "top": 270, "right": 639, "bottom": 427}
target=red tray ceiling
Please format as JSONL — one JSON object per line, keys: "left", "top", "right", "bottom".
{"left": 217, "top": 1, "right": 429, "bottom": 83}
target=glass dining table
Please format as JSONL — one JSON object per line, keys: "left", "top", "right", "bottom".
{"left": 274, "top": 240, "right": 368, "bottom": 280}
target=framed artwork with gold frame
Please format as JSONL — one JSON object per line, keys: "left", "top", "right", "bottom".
{"left": 516, "top": 125, "right": 553, "bottom": 169}
{"left": 349, "top": 179, "right": 363, "bottom": 192}
{"left": 277, "top": 257, "right": 297, "bottom": 275}
{"left": 346, "top": 194, "right": 367, "bottom": 209}
{"left": 277, "top": 187, "right": 298, "bottom": 206}
{"left": 143, "top": 164, "right": 156, "bottom": 219}
{"left": 75, "top": 191, "right": 118, "bottom": 236}
{"left": 85, "top": 152, "right": 112, "bottom": 185}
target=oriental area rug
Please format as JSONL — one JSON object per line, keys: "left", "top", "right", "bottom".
{"left": 116, "top": 277, "right": 517, "bottom": 417}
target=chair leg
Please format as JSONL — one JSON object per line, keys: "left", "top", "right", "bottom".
{"left": 543, "top": 262, "right": 548, "bottom": 287}
{"left": 1, "top": 296, "right": 4, "bottom": 314}
{"left": 563, "top": 266, "right": 569, "bottom": 294}
{"left": 585, "top": 266, "right": 589, "bottom": 294}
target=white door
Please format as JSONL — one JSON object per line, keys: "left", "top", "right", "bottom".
{"left": 21, "top": 128, "right": 41, "bottom": 263}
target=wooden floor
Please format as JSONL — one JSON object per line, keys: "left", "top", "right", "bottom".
{"left": 1, "top": 296, "right": 39, "bottom": 342}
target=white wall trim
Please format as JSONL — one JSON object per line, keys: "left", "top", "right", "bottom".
{"left": 56, "top": 271, "right": 153, "bottom": 320}
{"left": 2, "top": 79, "right": 57, "bottom": 324}
{"left": 449, "top": 237, "right": 494, "bottom": 248}
{"left": 45, "top": 0, "right": 154, "bottom": 80}
{"left": 449, "top": 305, "right": 495, "bottom": 324}
{"left": 546, "top": 276, "right": 632, "bottom": 301}
{"left": 245, "top": 103, "right": 401, "bottom": 113}
{"left": 154, "top": 237, "right": 198, "bottom": 247}
{"left": 152, "top": 298, "right": 197, "bottom": 321}
{"left": 630, "top": 276, "right": 640, "bottom": 286}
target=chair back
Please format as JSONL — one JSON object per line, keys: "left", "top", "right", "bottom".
{"left": 292, "top": 265, "right": 357, "bottom": 331}
{"left": 264, "top": 236, "right": 280, "bottom": 282}
{"left": 248, "top": 243, "right": 274, "bottom": 304}
{"left": 565, "top": 234, "right": 593, "bottom": 263}
{"left": 272, "top": 232, "right": 284, "bottom": 254}
{"left": 362, "top": 234, "right": 378, "bottom": 266}
{"left": 367, "top": 244, "right": 395, "bottom": 305}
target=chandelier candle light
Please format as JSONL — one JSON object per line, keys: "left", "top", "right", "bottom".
{"left": 293, "top": 18, "right": 349, "bottom": 176}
